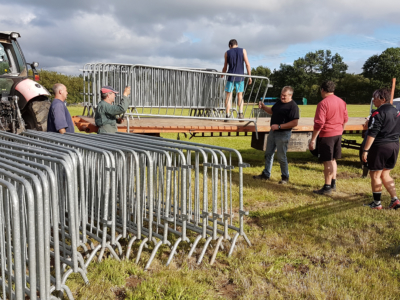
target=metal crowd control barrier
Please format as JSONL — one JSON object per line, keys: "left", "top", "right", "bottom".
{"left": 82, "top": 63, "right": 271, "bottom": 128}
{"left": 0, "top": 131, "right": 251, "bottom": 299}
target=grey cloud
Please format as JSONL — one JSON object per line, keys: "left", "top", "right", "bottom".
{"left": 2, "top": 1, "right": 400, "bottom": 75}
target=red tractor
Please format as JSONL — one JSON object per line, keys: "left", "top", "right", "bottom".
{"left": 0, "top": 31, "right": 50, "bottom": 133}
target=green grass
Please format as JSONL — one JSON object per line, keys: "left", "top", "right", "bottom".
{"left": 66, "top": 105, "right": 400, "bottom": 299}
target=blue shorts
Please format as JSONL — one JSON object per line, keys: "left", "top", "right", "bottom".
{"left": 225, "top": 81, "right": 244, "bottom": 93}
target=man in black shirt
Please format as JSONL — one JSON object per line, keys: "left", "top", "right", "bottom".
{"left": 362, "top": 88, "right": 400, "bottom": 210}
{"left": 253, "top": 86, "right": 300, "bottom": 184}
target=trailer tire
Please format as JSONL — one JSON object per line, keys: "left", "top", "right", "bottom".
{"left": 22, "top": 99, "right": 51, "bottom": 131}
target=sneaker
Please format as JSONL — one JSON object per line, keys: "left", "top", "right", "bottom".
{"left": 331, "top": 185, "right": 336, "bottom": 192}
{"left": 388, "top": 199, "right": 400, "bottom": 209}
{"left": 224, "top": 114, "right": 229, "bottom": 123}
{"left": 313, "top": 186, "right": 332, "bottom": 195}
{"left": 279, "top": 176, "right": 289, "bottom": 184}
{"left": 238, "top": 113, "right": 244, "bottom": 122}
{"left": 253, "top": 173, "right": 270, "bottom": 180}
{"left": 364, "top": 201, "right": 382, "bottom": 210}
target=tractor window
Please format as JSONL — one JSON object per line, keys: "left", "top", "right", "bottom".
{"left": 0, "top": 42, "right": 12, "bottom": 75}
{"left": 11, "top": 40, "right": 27, "bottom": 76}
{"left": 0, "top": 40, "right": 23, "bottom": 76}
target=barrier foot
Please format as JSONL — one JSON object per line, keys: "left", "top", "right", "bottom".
{"left": 188, "top": 235, "right": 202, "bottom": 258}
{"left": 136, "top": 238, "right": 149, "bottom": 264}
{"left": 210, "top": 236, "right": 223, "bottom": 265}
{"left": 166, "top": 237, "right": 182, "bottom": 266}
{"left": 85, "top": 244, "right": 102, "bottom": 268}
{"left": 243, "top": 233, "right": 252, "bottom": 247}
{"left": 125, "top": 236, "right": 137, "bottom": 260}
{"left": 106, "top": 243, "right": 121, "bottom": 261}
{"left": 228, "top": 233, "right": 239, "bottom": 257}
{"left": 144, "top": 240, "right": 163, "bottom": 270}
{"left": 197, "top": 236, "right": 213, "bottom": 265}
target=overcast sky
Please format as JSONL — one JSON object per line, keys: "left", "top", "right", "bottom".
{"left": 2, "top": 0, "right": 400, "bottom": 75}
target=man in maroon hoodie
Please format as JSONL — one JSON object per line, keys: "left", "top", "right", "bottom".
{"left": 309, "top": 81, "right": 348, "bottom": 195}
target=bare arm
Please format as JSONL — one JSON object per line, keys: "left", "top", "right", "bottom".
{"left": 362, "top": 136, "right": 375, "bottom": 163}
{"left": 243, "top": 49, "right": 252, "bottom": 84}
{"left": 308, "top": 129, "right": 320, "bottom": 150}
{"left": 221, "top": 52, "right": 228, "bottom": 77}
{"left": 259, "top": 101, "right": 272, "bottom": 114}
{"left": 270, "top": 119, "right": 298, "bottom": 131}
{"left": 58, "top": 128, "right": 66, "bottom": 134}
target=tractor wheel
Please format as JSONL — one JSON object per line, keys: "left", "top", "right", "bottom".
{"left": 22, "top": 99, "right": 51, "bottom": 131}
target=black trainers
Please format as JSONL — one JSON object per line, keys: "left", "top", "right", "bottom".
{"left": 224, "top": 114, "right": 229, "bottom": 122}
{"left": 313, "top": 186, "right": 332, "bottom": 195}
{"left": 364, "top": 201, "right": 382, "bottom": 210}
{"left": 238, "top": 113, "right": 244, "bottom": 122}
{"left": 253, "top": 173, "right": 270, "bottom": 180}
{"left": 279, "top": 176, "right": 289, "bottom": 184}
{"left": 388, "top": 199, "right": 400, "bottom": 209}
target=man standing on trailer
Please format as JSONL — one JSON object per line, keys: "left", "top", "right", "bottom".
{"left": 309, "top": 81, "right": 348, "bottom": 195}
{"left": 222, "top": 39, "right": 252, "bottom": 121}
{"left": 95, "top": 86, "right": 131, "bottom": 134}
{"left": 253, "top": 86, "right": 299, "bottom": 184}
{"left": 47, "top": 83, "right": 74, "bottom": 134}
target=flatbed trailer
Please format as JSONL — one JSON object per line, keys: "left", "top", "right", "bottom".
{"left": 73, "top": 116, "right": 367, "bottom": 152}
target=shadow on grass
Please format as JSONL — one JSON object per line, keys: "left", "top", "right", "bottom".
{"left": 248, "top": 192, "right": 366, "bottom": 229}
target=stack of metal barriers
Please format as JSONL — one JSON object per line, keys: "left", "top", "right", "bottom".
{"left": 0, "top": 131, "right": 251, "bottom": 299}
{"left": 81, "top": 63, "right": 271, "bottom": 124}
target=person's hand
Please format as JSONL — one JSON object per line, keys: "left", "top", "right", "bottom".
{"left": 258, "top": 101, "right": 264, "bottom": 109}
{"left": 123, "top": 86, "right": 131, "bottom": 97}
{"left": 309, "top": 140, "right": 316, "bottom": 151}
{"left": 248, "top": 78, "right": 252, "bottom": 85}
{"left": 116, "top": 117, "right": 123, "bottom": 124}
{"left": 362, "top": 151, "right": 368, "bottom": 163}
{"left": 271, "top": 124, "right": 279, "bottom": 131}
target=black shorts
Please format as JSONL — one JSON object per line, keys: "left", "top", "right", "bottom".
{"left": 318, "top": 135, "right": 342, "bottom": 162}
{"left": 367, "top": 142, "right": 399, "bottom": 171}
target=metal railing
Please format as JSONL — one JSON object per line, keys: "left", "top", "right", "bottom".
{"left": 82, "top": 63, "right": 271, "bottom": 126}
{"left": 0, "top": 131, "right": 251, "bottom": 299}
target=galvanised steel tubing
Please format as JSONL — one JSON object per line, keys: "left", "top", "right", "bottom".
{"left": 60, "top": 133, "right": 144, "bottom": 249}
{"left": 0, "top": 169, "right": 37, "bottom": 299}
{"left": 50, "top": 133, "right": 127, "bottom": 256}
{"left": 0, "top": 159, "right": 51, "bottom": 298}
{"left": 0, "top": 137, "right": 82, "bottom": 253}
{"left": 84, "top": 134, "right": 179, "bottom": 243}
{"left": 114, "top": 134, "right": 233, "bottom": 264}
{"left": 70, "top": 134, "right": 181, "bottom": 267}
{"left": 0, "top": 145, "right": 86, "bottom": 280}
{"left": 0, "top": 146, "right": 81, "bottom": 271}
{"left": 68, "top": 134, "right": 160, "bottom": 243}
{"left": 23, "top": 131, "right": 119, "bottom": 262}
{"left": 0, "top": 179, "right": 24, "bottom": 300}
{"left": 115, "top": 133, "right": 251, "bottom": 253}
{"left": 103, "top": 133, "right": 213, "bottom": 241}
{"left": 1, "top": 131, "right": 88, "bottom": 247}
{"left": 81, "top": 63, "right": 271, "bottom": 126}
{"left": 0, "top": 151, "right": 70, "bottom": 297}
{"left": 115, "top": 133, "right": 226, "bottom": 235}
{"left": 110, "top": 133, "right": 228, "bottom": 263}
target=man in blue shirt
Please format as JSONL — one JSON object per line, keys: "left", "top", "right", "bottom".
{"left": 222, "top": 39, "right": 252, "bottom": 121}
{"left": 47, "top": 83, "right": 75, "bottom": 133}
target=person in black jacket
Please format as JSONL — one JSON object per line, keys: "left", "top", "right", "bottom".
{"left": 363, "top": 88, "right": 400, "bottom": 210}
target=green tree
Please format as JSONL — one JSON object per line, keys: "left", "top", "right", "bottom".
{"left": 268, "top": 50, "right": 348, "bottom": 103}
{"left": 362, "top": 47, "right": 400, "bottom": 85}
{"left": 37, "top": 69, "right": 84, "bottom": 104}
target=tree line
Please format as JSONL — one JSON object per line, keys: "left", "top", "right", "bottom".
{"left": 253, "top": 47, "right": 400, "bottom": 104}
{"left": 37, "top": 47, "right": 400, "bottom": 104}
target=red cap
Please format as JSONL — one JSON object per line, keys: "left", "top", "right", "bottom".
{"left": 101, "top": 86, "right": 119, "bottom": 94}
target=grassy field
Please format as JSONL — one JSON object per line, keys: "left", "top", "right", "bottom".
{"left": 66, "top": 105, "right": 400, "bottom": 299}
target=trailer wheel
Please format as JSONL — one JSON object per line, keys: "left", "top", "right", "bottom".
{"left": 22, "top": 99, "right": 51, "bottom": 131}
